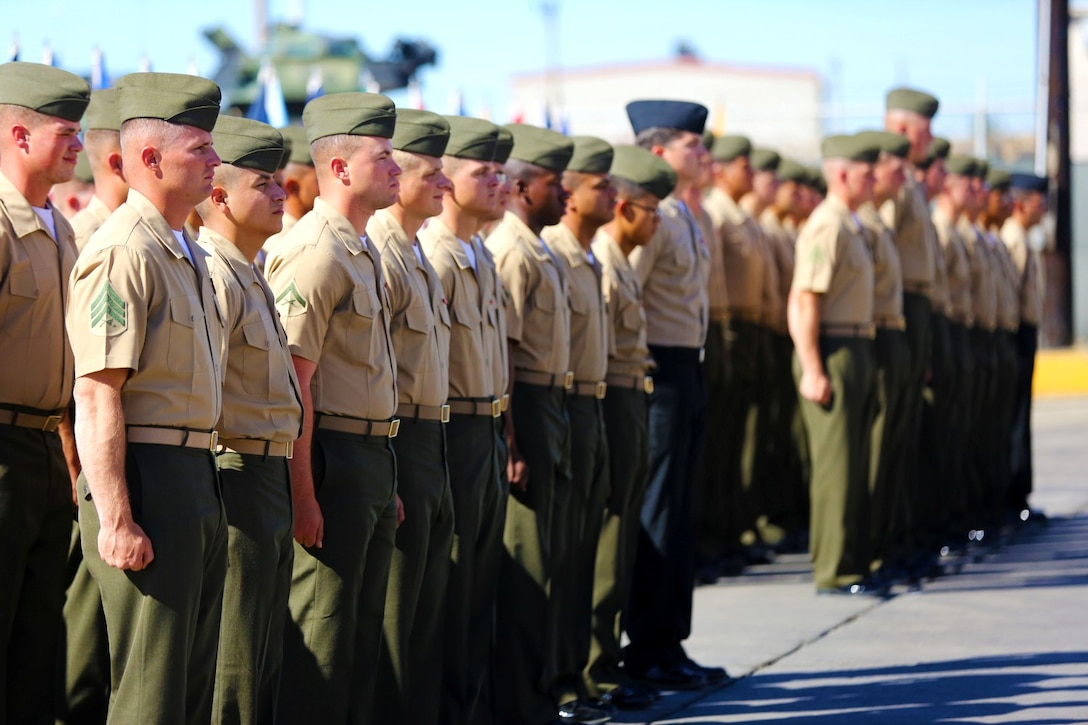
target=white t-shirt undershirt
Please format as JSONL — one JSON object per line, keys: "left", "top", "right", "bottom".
{"left": 458, "top": 239, "right": 477, "bottom": 270}
{"left": 172, "top": 229, "right": 195, "bottom": 266}
{"left": 31, "top": 205, "right": 56, "bottom": 239}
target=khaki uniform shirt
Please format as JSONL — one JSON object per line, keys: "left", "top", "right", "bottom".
{"left": 265, "top": 197, "right": 398, "bottom": 420}
{"left": 67, "top": 190, "right": 224, "bottom": 429}
{"left": 703, "top": 186, "right": 761, "bottom": 322}
{"left": 486, "top": 211, "right": 570, "bottom": 376}
{"left": 368, "top": 211, "right": 451, "bottom": 408}
{"left": 629, "top": 196, "right": 710, "bottom": 348}
{"left": 986, "top": 229, "right": 1021, "bottom": 332}
{"left": 857, "top": 202, "right": 904, "bottom": 328}
{"left": 881, "top": 171, "right": 935, "bottom": 294}
{"left": 199, "top": 227, "right": 302, "bottom": 442}
{"left": 592, "top": 230, "right": 652, "bottom": 378}
{"left": 933, "top": 207, "right": 973, "bottom": 326}
{"left": 957, "top": 218, "right": 998, "bottom": 332}
{"left": 475, "top": 234, "right": 509, "bottom": 398}
{"left": 542, "top": 223, "right": 609, "bottom": 383}
{"left": 71, "top": 196, "right": 113, "bottom": 252}
{"left": 258, "top": 211, "right": 299, "bottom": 271}
{"left": 418, "top": 219, "right": 495, "bottom": 400}
{"left": 1000, "top": 218, "right": 1043, "bottom": 327}
{"left": 760, "top": 208, "right": 796, "bottom": 333}
{"left": 792, "top": 196, "right": 874, "bottom": 327}
{"left": 1, "top": 171, "right": 77, "bottom": 411}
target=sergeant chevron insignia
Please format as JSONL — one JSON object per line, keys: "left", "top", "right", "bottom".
{"left": 90, "top": 281, "right": 127, "bottom": 336}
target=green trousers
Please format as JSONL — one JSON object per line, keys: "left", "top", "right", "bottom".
{"left": 211, "top": 452, "right": 294, "bottom": 725}
{"left": 494, "top": 382, "right": 569, "bottom": 725}
{"left": 754, "top": 328, "right": 803, "bottom": 545}
{"left": 79, "top": 443, "right": 227, "bottom": 725}
{"left": 919, "top": 313, "right": 955, "bottom": 546}
{"left": 440, "top": 412, "right": 505, "bottom": 725}
{"left": 945, "top": 323, "right": 975, "bottom": 531}
{"left": 277, "top": 429, "right": 397, "bottom": 724}
{"left": 584, "top": 386, "right": 648, "bottom": 695}
{"left": 57, "top": 518, "right": 109, "bottom": 725}
{"left": 868, "top": 329, "right": 911, "bottom": 568}
{"left": 993, "top": 331, "right": 1020, "bottom": 504}
{"left": 698, "top": 319, "right": 759, "bottom": 563}
{"left": 899, "top": 293, "right": 932, "bottom": 543}
{"left": 375, "top": 418, "right": 454, "bottom": 725}
{"left": 794, "top": 337, "right": 876, "bottom": 590}
{"left": 969, "top": 329, "right": 999, "bottom": 524}
{"left": 551, "top": 394, "right": 609, "bottom": 705}
{"left": 0, "top": 424, "right": 70, "bottom": 723}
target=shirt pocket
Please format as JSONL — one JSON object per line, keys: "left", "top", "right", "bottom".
{"left": 347, "top": 287, "right": 379, "bottom": 361}
{"left": 404, "top": 303, "right": 432, "bottom": 335}
{"left": 452, "top": 293, "right": 482, "bottom": 328}
{"left": 240, "top": 319, "right": 273, "bottom": 397}
{"left": 621, "top": 300, "right": 644, "bottom": 332}
{"left": 0, "top": 262, "right": 41, "bottom": 338}
{"left": 168, "top": 295, "right": 198, "bottom": 373}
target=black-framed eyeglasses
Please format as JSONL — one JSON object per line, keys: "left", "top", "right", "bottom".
{"left": 625, "top": 200, "right": 660, "bottom": 218}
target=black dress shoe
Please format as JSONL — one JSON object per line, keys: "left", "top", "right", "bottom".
{"left": 558, "top": 699, "right": 611, "bottom": 724}
{"left": 631, "top": 663, "right": 707, "bottom": 690}
{"left": 595, "top": 684, "right": 654, "bottom": 710}
{"left": 681, "top": 656, "right": 731, "bottom": 683}
{"left": 817, "top": 580, "right": 891, "bottom": 598}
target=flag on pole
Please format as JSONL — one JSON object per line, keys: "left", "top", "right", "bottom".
{"left": 8, "top": 35, "right": 18, "bottom": 62}
{"left": 480, "top": 98, "right": 492, "bottom": 122}
{"left": 448, "top": 88, "right": 466, "bottom": 116}
{"left": 359, "top": 68, "right": 381, "bottom": 94}
{"left": 543, "top": 101, "right": 553, "bottom": 130}
{"left": 41, "top": 41, "right": 55, "bottom": 67}
{"left": 91, "top": 48, "right": 110, "bottom": 90}
{"left": 306, "top": 66, "right": 325, "bottom": 102}
{"left": 408, "top": 77, "right": 424, "bottom": 110}
{"left": 138, "top": 55, "right": 152, "bottom": 73}
{"left": 559, "top": 112, "right": 570, "bottom": 136}
{"left": 186, "top": 57, "right": 200, "bottom": 76}
{"left": 248, "top": 59, "right": 288, "bottom": 128}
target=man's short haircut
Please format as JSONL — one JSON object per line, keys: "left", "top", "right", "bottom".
{"left": 310, "top": 133, "right": 371, "bottom": 169}
{"left": 0, "top": 103, "right": 46, "bottom": 129}
{"left": 83, "top": 128, "right": 121, "bottom": 168}
{"left": 613, "top": 176, "right": 652, "bottom": 201}
{"left": 635, "top": 126, "right": 684, "bottom": 151}
{"left": 119, "top": 117, "right": 189, "bottom": 156}
{"left": 391, "top": 149, "right": 425, "bottom": 174}
{"left": 504, "top": 158, "right": 547, "bottom": 185}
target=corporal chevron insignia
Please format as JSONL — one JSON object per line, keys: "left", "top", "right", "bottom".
{"left": 275, "top": 280, "right": 308, "bottom": 318}
{"left": 90, "top": 281, "right": 127, "bottom": 336}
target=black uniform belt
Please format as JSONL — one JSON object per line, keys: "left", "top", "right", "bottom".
{"left": 396, "top": 402, "right": 451, "bottom": 423}
{"left": 820, "top": 323, "right": 876, "bottom": 339}
{"left": 218, "top": 438, "right": 294, "bottom": 458}
{"left": 604, "top": 374, "right": 654, "bottom": 394}
{"left": 903, "top": 281, "right": 931, "bottom": 295}
{"left": 315, "top": 415, "right": 400, "bottom": 438}
{"left": 128, "top": 426, "right": 218, "bottom": 451}
{"left": 514, "top": 369, "right": 574, "bottom": 390}
{"left": 447, "top": 398, "right": 503, "bottom": 418}
{"left": 0, "top": 406, "right": 64, "bottom": 432}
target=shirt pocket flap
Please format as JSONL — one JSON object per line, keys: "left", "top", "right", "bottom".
{"left": 242, "top": 320, "right": 272, "bottom": 350}
{"left": 405, "top": 303, "right": 431, "bottom": 333}
{"left": 170, "top": 296, "right": 196, "bottom": 328}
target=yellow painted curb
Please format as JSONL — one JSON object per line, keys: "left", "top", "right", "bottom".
{"left": 1034, "top": 347, "right": 1088, "bottom": 396}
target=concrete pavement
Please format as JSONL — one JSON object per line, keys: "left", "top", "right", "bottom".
{"left": 613, "top": 395, "right": 1088, "bottom": 724}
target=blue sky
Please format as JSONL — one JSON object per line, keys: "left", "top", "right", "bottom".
{"left": 8, "top": 0, "right": 1060, "bottom": 137}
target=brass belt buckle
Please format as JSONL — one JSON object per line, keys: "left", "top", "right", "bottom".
{"left": 388, "top": 419, "right": 401, "bottom": 439}
{"left": 42, "top": 414, "right": 63, "bottom": 433}
{"left": 501, "top": 394, "right": 510, "bottom": 412}
{"left": 208, "top": 430, "right": 219, "bottom": 452}
{"left": 490, "top": 399, "right": 502, "bottom": 418}
{"left": 563, "top": 371, "right": 574, "bottom": 390}
{"left": 285, "top": 440, "right": 294, "bottom": 459}
{"left": 440, "top": 404, "right": 451, "bottom": 424}
{"left": 595, "top": 381, "right": 607, "bottom": 399}
{"left": 643, "top": 377, "right": 655, "bottom": 395}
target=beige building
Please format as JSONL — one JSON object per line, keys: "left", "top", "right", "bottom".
{"left": 509, "top": 55, "right": 822, "bottom": 160}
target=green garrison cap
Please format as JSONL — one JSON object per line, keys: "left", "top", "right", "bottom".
{"left": 566, "top": 136, "right": 613, "bottom": 174}
{"left": 391, "top": 109, "right": 450, "bottom": 157}
{"left": 115, "top": 73, "right": 221, "bottom": 131}
{"left": 945, "top": 155, "right": 978, "bottom": 177}
{"left": 74, "top": 152, "right": 93, "bottom": 184}
{"left": 750, "top": 148, "right": 781, "bottom": 172}
{"left": 821, "top": 134, "right": 879, "bottom": 163}
{"left": 855, "top": 130, "right": 910, "bottom": 159}
{"left": 302, "top": 92, "right": 396, "bottom": 143}
{"left": 0, "top": 62, "right": 90, "bottom": 122}
{"left": 610, "top": 144, "right": 677, "bottom": 200}
{"left": 494, "top": 127, "right": 514, "bottom": 164}
{"left": 278, "top": 125, "right": 313, "bottom": 166}
{"left": 503, "top": 123, "right": 574, "bottom": 172}
{"left": 928, "top": 137, "right": 951, "bottom": 162}
{"left": 711, "top": 135, "right": 752, "bottom": 163}
{"left": 443, "top": 116, "right": 500, "bottom": 161}
{"left": 810, "top": 168, "right": 827, "bottom": 195}
{"left": 973, "top": 158, "right": 989, "bottom": 179}
{"left": 776, "top": 158, "right": 809, "bottom": 183}
{"left": 702, "top": 130, "right": 716, "bottom": 150}
{"left": 84, "top": 89, "right": 122, "bottom": 132}
{"left": 986, "top": 167, "right": 1011, "bottom": 191}
{"left": 212, "top": 116, "right": 286, "bottom": 174}
{"left": 886, "top": 87, "right": 940, "bottom": 119}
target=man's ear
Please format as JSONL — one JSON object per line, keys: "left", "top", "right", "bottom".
{"left": 141, "top": 146, "right": 160, "bottom": 172}
{"left": 210, "top": 185, "right": 228, "bottom": 208}
{"left": 283, "top": 177, "right": 300, "bottom": 196}
{"left": 108, "top": 151, "right": 125, "bottom": 181}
